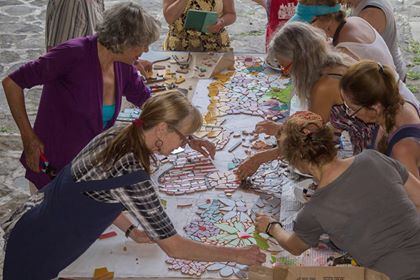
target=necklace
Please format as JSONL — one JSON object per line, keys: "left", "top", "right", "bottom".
{"left": 332, "top": 20, "right": 347, "bottom": 46}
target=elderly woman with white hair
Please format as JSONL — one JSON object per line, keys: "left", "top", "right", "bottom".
{"left": 3, "top": 1, "right": 215, "bottom": 244}
{"left": 3, "top": 2, "right": 159, "bottom": 192}
{"left": 237, "top": 22, "right": 370, "bottom": 179}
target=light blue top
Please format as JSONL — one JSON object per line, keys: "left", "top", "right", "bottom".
{"left": 102, "top": 104, "right": 116, "bottom": 128}
{"left": 289, "top": 3, "right": 341, "bottom": 23}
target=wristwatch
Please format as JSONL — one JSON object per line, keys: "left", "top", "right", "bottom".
{"left": 125, "top": 224, "right": 136, "bottom": 238}
{"left": 265, "top": 221, "right": 283, "bottom": 237}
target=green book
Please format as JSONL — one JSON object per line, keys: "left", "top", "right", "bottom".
{"left": 184, "top": 9, "right": 218, "bottom": 33}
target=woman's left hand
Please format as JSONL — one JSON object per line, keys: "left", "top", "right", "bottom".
{"left": 131, "top": 228, "right": 154, "bottom": 244}
{"left": 255, "top": 213, "right": 275, "bottom": 234}
{"left": 207, "top": 18, "right": 225, "bottom": 33}
{"left": 189, "top": 138, "right": 216, "bottom": 159}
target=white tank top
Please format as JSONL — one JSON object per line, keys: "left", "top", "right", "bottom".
{"left": 335, "top": 22, "right": 418, "bottom": 109}
{"left": 351, "top": 0, "right": 407, "bottom": 79}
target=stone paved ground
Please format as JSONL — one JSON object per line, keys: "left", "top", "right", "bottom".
{"left": 0, "top": 0, "right": 419, "bottom": 276}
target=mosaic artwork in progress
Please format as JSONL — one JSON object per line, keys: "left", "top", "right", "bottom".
{"left": 167, "top": 196, "right": 257, "bottom": 278}
{"left": 203, "top": 56, "right": 291, "bottom": 127}
{"left": 158, "top": 149, "right": 241, "bottom": 195}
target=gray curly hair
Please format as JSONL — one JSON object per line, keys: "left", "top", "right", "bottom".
{"left": 96, "top": 2, "right": 161, "bottom": 53}
{"left": 268, "top": 22, "right": 347, "bottom": 103}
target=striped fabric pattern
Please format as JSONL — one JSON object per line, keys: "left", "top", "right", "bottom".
{"left": 45, "top": 0, "right": 105, "bottom": 50}
{"left": 71, "top": 126, "right": 177, "bottom": 241}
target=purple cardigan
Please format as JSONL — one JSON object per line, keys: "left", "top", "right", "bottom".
{"left": 9, "top": 35, "right": 151, "bottom": 189}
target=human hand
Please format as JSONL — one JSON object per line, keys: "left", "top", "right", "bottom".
{"left": 255, "top": 120, "right": 282, "bottom": 136}
{"left": 207, "top": 18, "right": 225, "bottom": 33}
{"left": 135, "top": 59, "right": 153, "bottom": 78}
{"left": 255, "top": 213, "right": 275, "bottom": 234}
{"left": 130, "top": 228, "right": 154, "bottom": 244}
{"left": 22, "top": 132, "right": 44, "bottom": 173}
{"left": 188, "top": 138, "right": 216, "bottom": 159}
{"left": 235, "top": 245, "right": 266, "bottom": 265}
{"left": 235, "top": 155, "right": 262, "bottom": 180}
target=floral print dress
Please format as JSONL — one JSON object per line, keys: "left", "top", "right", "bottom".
{"left": 164, "top": 0, "right": 231, "bottom": 52}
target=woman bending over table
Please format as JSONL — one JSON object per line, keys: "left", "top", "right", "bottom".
{"left": 255, "top": 111, "right": 420, "bottom": 280}
{"left": 2, "top": 91, "right": 266, "bottom": 280}
{"left": 340, "top": 60, "right": 420, "bottom": 178}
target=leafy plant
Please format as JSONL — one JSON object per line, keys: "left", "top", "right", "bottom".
{"left": 408, "top": 84, "right": 419, "bottom": 93}
{"left": 407, "top": 70, "right": 420, "bottom": 81}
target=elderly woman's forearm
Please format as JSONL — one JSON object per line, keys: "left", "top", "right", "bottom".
{"left": 2, "top": 77, "right": 33, "bottom": 137}
{"left": 158, "top": 234, "right": 239, "bottom": 262}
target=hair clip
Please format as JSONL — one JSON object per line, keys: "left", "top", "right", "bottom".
{"left": 132, "top": 118, "right": 144, "bottom": 127}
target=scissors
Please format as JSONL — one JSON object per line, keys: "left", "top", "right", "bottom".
{"left": 39, "top": 152, "right": 57, "bottom": 179}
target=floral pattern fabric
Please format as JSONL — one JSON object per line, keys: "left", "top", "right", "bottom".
{"left": 329, "top": 104, "right": 377, "bottom": 155}
{"left": 164, "top": 0, "right": 231, "bottom": 52}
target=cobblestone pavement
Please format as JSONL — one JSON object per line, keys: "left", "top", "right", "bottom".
{"left": 0, "top": 0, "right": 419, "bottom": 276}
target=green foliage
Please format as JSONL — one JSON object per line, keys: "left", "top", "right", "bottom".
{"left": 408, "top": 84, "right": 419, "bottom": 93}
{"left": 253, "top": 232, "right": 269, "bottom": 250}
{"left": 409, "top": 41, "right": 420, "bottom": 65}
{"left": 407, "top": 70, "right": 420, "bottom": 81}
{"left": 265, "top": 85, "right": 293, "bottom": 103}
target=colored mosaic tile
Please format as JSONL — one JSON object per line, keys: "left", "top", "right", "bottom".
{"left": 158, "top": 150, "right": 217, "bottom": 195}
{"left": 242, "top": 160, "right": 289, "bottom": 198}
{"left": 207, "top": 262, "right": 248, "bottom": 278}
{"left": 209, "top": 222, "right": 256, "bottom": 247}
{"left": 183, "top": 219, "right": 220, "bottom": 242}
{"left": 166, "top": 258, "right": 209, "bottom": 276}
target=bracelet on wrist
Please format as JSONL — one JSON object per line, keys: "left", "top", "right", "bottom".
{"left": 265, "top": 221, "right": 283, "bottom": 237}
{"left": 219, "top": 18, "right": 225, "bottom": 28}
{"left": 125, "top": 224, "right": 136, "bottom": 238}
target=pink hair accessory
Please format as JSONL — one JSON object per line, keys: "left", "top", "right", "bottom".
{"left": 132, "top": 118, "right": 144, "bottom": 127}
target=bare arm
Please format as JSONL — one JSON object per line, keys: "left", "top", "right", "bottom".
{"left": 269, "top": 225, "right": 310, "bottom": 256}
{"left": 252, "top": 0, "right": 267, "bottom": 9}
{"left": 163, "top": 0, "right": 188, "bottom": 24}
{"left": 403, "top": 172, "right": 420, "bottom": 212}
{"left": 207, "top": 0, "right": 237, "bottom": 33}
{"left": 156, "top": 234, "right": 266, "bottom": 265}
{"left": 221, "top": 0, "right": 236, "bottom": 26}
{"left": 358, "top": 7, "right": 386, "bottom": 34}
{"left": 236, "top": 147, "right": 282, "bottom": 179}
{"left": 393, "top": 139, "right": 420, "bottom": 179}
{"left": 113, "top": 213, "right": 152, "bottom": 243}
{"left": 2, "top": 76, "right": 43, "bottom": 172}
{"left": 255, "top": 213, "right": 310, "bottom": 256}
{"left": 309, "top": 77, "right": 342, "bottom": 123}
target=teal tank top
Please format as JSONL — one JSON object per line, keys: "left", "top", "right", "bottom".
{"left": 102, "top": 104, "right": 115, "bottom": 128}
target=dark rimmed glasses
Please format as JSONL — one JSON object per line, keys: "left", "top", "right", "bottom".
{"left": 170, "top": 126, "right": 191, "bottom": 146}
{"left": 343, "top": 101, "right": 363, "bottom": 118}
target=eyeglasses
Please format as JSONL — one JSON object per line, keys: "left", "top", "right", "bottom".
{"left": 280, "top": 62, "right": 292, "bottom": 75}
{"left": 170, "top": 125, "right": 191, "bottom": 146}
{"left": 343, "top": 101, "right": 363, "bottom": 118}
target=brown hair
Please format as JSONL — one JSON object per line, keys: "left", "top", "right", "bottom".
{"left": 279, "top": 112, "right": 337, "bottom": 167}
{"left": 340, "top": 60, "right": 404, "bottom": 153}
{"left": 97, "top": 91, "right": 202, "bottom": 173}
